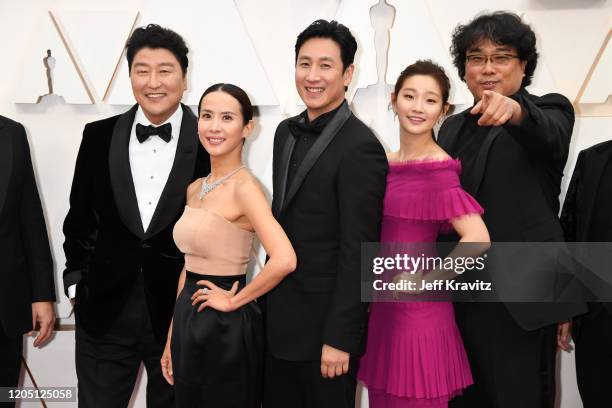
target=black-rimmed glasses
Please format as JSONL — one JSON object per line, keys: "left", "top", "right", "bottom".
{"left": 465, "top": 54, "right": 519, "bottom": 67}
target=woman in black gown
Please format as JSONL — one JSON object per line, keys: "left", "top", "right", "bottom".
{"left": 161, "top": 83, "right": 296, "bottom": 407}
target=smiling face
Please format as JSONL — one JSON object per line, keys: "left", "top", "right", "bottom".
{"left": 464, "top": 39, "right": 526, "bottom": 101}
{"left": 295, "top": 37, "right": 354, "bottom": 121}
{"left": 130, "top": 47, "right": 186, "bottom": 125}
{"left": 392, "top": 74, "right": 448, "bottom": 138}
{"left": 198, "top": 91, "right": 252, "bottom": 158}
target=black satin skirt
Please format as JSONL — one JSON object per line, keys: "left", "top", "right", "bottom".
{"left": 171, "top": 272, "right": 263, "bottom": 408}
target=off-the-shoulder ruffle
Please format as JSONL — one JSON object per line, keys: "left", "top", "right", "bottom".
{"left": 384, "top": 187, "right": 483, "bottom": 222}
{"left": 383, "top": 157, "right": 483, "bottom": 233}
{"left": 387, "top": 157, "right": 461, "bottom": 173}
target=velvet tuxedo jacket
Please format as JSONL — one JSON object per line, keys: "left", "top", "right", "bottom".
{"left": 0, "top": 116, "right": 55, "bottom": 336}
{"left": 438, "top": 89, "right": 586, "bottom": 330}
{"left": 63, "top": 104, "right": 209, "bottom": 342}
{"left": 560, "top": 140, "right": 612, "bottom": 315}
{"left": 265, "top": 101, "right": 388, "bottom": 361}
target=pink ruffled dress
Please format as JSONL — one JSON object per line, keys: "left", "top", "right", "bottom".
{"left": 358, "top": 158, "right": 483, "bottom": 408}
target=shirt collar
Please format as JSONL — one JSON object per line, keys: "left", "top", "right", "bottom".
{"left": 289, "top": 101, "right": 345, "bottom": 137}
{"left": 303, "top": 101, "right": 344, "bottom": 126}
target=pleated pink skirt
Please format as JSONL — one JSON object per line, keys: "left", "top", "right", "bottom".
{"left": 358, "top": 302, "right": 472, "bottom": 407}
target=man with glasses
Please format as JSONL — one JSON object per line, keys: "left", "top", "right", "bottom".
{"left": 437, "top": 11, "right": 585, "bottom": 408}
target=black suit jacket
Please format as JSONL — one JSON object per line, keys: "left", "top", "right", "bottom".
{"left": 63, "top": 104, "right": 209, "bottom": 342}
{"left": 265, "top": 101, "right": 387, "bottom": 361}
{"left": 438, "top": 89, "right": 586, "bottom": 329}
{"left": 0, "top": 116, "right": 55, "bottom": 336}
{"left": 560, "top": 140, "right": 612, "bottom": 315}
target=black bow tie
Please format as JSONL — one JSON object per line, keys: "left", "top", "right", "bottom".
{"left": 136, "top": 123, "right": 172, "bottom": 143}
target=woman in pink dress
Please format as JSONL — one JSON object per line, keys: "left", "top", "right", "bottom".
{"left": 358, "top": 60, "right": 490, "bottom": 407}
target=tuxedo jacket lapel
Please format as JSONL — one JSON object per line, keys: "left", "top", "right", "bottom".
{"left": 109, "top": 105, "right": 144, "bottom": 238}
{"left": 145, "top": 104, "right": 198, "bottom": 238}
{"left": 465, "top": 126, "right": 502, "bottom": 196}
{"left": 282, "top": 101, "right": 352, "bottom": 213}
{"left": 273, "top": 133, "right": 295, "bottom": 217}
{"left": 579, "top": 146, "right": 612, "bottom": 240}
{"left": 0, "top": 120, "right": 12, "bottom": 216}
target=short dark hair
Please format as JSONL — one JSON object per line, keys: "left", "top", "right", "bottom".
{"left": 295, "top": 19, "right": 357, "bottom": 71}
{"left": 450, "top": 11, "right": 538, "bottom": 88}
{"left": 394, "top": 60, "right": 451, "bottom": 106}
{"left": 198, "top": 83, "right": 254, "bottom": 124}
{"left": 126, "top": 24, "right": 189, "bottom": 75}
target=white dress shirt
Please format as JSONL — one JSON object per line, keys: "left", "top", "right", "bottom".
{"left": 68, "top": 105, "right": 183, "bottom": 299}
{"left": 129, "top": 106, "right": 182, "bottom": 232}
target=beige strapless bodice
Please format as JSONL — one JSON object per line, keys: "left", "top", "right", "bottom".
{"left": 173, "top": 206, "right": 254, "bottom": 275}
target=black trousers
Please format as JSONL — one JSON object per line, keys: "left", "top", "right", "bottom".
{"left": 574, "top": 303, "right": 612, "bottom": 408}
{"left": 449, "top": 303, "right": 557, "bottom": 408}
{"left": 75, "top": 277, "right": 173, "bottom": 408}
{"left": 0, "top": 325, "right": 22, "bottom": 408}
{"left": 263, "top": 352, "right": 358, "bottom": 408}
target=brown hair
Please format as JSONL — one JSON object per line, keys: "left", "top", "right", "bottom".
{"left": 393, "top": 60, "right": 451, "bottom": 107}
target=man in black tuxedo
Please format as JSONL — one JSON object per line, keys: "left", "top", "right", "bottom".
{"left": 0, "top": 116, "right": 55, "bottom": 402}
{"left": 63, "top": 25, "right": 209, "bottom": 407}
{"left": 263, "top": 20, "right": 387, "bottom": 408}
{"left": 560, "top": 140, "right": 612, "bottom": 408}
{"left": 438, "top": 12, "right": 585, "bottom": 408}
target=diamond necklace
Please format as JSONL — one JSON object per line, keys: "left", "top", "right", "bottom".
{"left": 198, "top": 165, "right": 245, "bottom": 199}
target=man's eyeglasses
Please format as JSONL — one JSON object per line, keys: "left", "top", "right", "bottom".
{"left": 465, "top": 54, "right": 519, "bottom": 67}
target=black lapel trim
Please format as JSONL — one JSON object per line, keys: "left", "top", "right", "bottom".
{"left": 464, "top": 126, "right": 502, "bottom": 196}
{"left": 273, "top": 126, "right": 295, "bottom": 217}
{"left": 145, "top": 104, "right": 198, "bottom": 238}
{"left": 281, "top": 101, "right": 352, "bottom": 213}
{"left": 0, "top": 119, "right": 11, "bottom": 216}
{"left": 109, "top": 105, "right": 144, "bottom": 238}
{"left": 579, "top": 147, "right": 612, "bottom": 240}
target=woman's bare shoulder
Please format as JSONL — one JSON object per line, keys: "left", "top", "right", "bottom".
{"left": 430, "top": 145, "right": 452, "bottom": 160}
{"left": 226, "top": 169, "right": 263, "bottom": 201}
{"left": 186, "top": 178, "right": 203, "bottom": 199}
